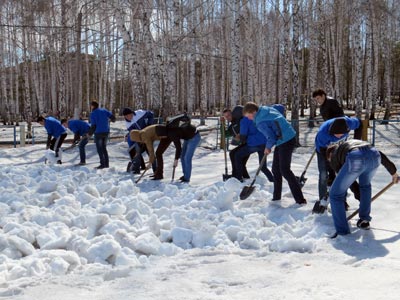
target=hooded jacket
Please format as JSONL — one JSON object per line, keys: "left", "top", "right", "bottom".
{"left": 254, "top": 106, "right": 296, "bottom": 149}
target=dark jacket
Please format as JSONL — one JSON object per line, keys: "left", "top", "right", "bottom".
{"left": 330, "top": 139, "right": 397, "bottom": 175}
{"left": 320, "top": 97, "right": 344, "bottom": 121}
{"left": 227, "top": 105, "right": 243, "bottom": 137}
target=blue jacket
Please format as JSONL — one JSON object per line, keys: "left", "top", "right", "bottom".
{"left": 240, "top": 117, "right": 266, "bottom": 147}
{"left": 68, "top": 120, "right": 90, "bottom": 136}
{"left": 254, "top": 106, "right": 296, "bottom": 149}
{"left": 126, "top": 110, "right": 154, "bottom": 131}
{"left": 315, "top": 117, "right": 361, "bottom": 152}
{"left": 45, "top": 117, "right": 66, "bottom": 138}
{"left": 89, "top": 108, "right": 114, "bottom": 134}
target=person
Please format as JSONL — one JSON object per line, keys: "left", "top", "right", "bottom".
{"left": 179, "top": 123, "right": 201, "bottom": 182}
{"left": 314, "top": 117, "right": 362, "bottom": 212}
{"left": 122, "top": 107, "right": 154, "bottom": 173}
{"left": 87, "top": 100, "right": 116, "bottom": 169}
{"left": 243, "top": 102, "right": 307, "bottom": 205}
{"left": 312, "top": 89, "right": 344, "bottom": 121}
{"left": 326, "top": 140, "right": 399, "bottom": 236}
{"left": 221, "top": 106, "right": 250, "bottom": 179}
{"left": 37, "top": 116, "right": 67, "bottom": 164}
{"left": 130, "top": 122, "right": 197, "bottom": 180}
{"left": 232, "top": 115, "right": 274, "bottom": 182}
{"left": 61, "top": 118, "right": 90, "bottom": 165}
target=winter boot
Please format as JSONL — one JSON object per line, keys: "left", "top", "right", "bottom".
{"left": 356, "top": 219, "right": 370, "bottom": 230}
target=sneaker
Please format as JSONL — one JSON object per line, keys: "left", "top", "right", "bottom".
{"left": 151, "top": 175, "right": 163, "bottom": 180}
{"left": 96, "top": 165, "right": 106, "bottom": 169}
{"left": 78, "top": 162, "right": 86, "bottom": 166}
{"left": 180, "top": 177, "right": 189, "bottom": 183}
{"left": 179, "top": 176, "right": 185, "bottom": 181}
{"left": 356, "top": 219, "right": 370, "bottom": 230}
{"left": 57, "top": 160, "right": 62, "bottom": 165}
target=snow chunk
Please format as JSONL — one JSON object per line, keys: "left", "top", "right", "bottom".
{"left": 87, "top": 236, "right": 121, "bottom": 264}
{"left": 171, "top": 227, "right": 193, "bottom": 249}
{"left": 37, "top": 181, "right": 58, "bottom": 193}
{"left": 133, "top": 232, "right": 161, "bottom": 255}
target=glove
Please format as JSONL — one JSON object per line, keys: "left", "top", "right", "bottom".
{"left": 145, "top": 162, "right": 152, "bottom": 170}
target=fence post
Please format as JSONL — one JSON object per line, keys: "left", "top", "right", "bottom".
{"left": 361, "top": 119, "right": 369, "bottom": 141}
{"left": 13, "top": 126, "right": 17, "bottom": 148}
{"left": 20, "top": 125, "right": 26, "bottom": 147}
{"left": 372, "top": 119, "right": 376, "bottom": 146}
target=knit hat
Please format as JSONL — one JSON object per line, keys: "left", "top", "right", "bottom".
{"left": 122, "top": 107, "right": 134, "bottom": 116}
{"left": 329, "top": 118, "right": 349, "bottom": 135}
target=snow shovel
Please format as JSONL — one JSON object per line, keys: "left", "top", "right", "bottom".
{"left": 220, "top": 119, "right": 230, "bottom": 181}
{"left": 296, "top": 149, "right": 316, "bottom": 188}
{"left": 346, "top": 181, "right": 395, "bottom": 221}
{"left": 135, "top": 168, "right": 149, "bottom": 184}
{"left": 171, "top": 165, "right": 176, "bottom": 183}
{"left": 239, "top": 154, "right": 267, "bottom": 200}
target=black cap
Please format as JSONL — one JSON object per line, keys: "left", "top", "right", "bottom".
{"left": 329, "top": 118, "right": 349, "bottom": 135}
{"left": 122, "top": 107, "right": 134, "bottom": 116}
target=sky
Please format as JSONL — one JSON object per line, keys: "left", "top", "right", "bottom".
{"left": 0, "top": 119, "right": 399, "bottom": 300}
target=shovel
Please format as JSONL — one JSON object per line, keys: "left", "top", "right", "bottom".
{"left": 347, "top": 181, "right": 395, "bottom": 221}
{"left": 296, "top": 149, "right": 316, "bottom": 188}
{"left": 135, "top": 168, "right": 149, "bottom": 184}
{"left": 239, "top": 154, "right": 267, "bottom": 200}
{"left": 220, "top": 119, "right": 230, "bottom": 181}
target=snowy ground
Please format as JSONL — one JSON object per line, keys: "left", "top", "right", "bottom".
{"left": 0, "top": 120, "right": 399, "bottom": 300}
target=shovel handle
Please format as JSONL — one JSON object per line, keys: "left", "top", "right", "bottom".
{"left": 347, "top": 181, "right": 395, "bottom": 221}
{"left": 135, "top": 168, "right": 149, "bottom": 184}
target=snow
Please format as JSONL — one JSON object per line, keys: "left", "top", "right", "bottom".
{"left": 0, "top": 120, "right": 399, "bottom": 299}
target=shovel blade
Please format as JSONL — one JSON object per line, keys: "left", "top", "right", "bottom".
{"left": 239, "top": 185, "right": 255, "bottom": 200}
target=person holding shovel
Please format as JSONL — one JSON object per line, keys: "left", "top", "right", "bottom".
{"left": 326, "top": 140, "right": 398, "bottom": 236}
{"left": 243, "top": 102, "right": 307, "bottom": 205}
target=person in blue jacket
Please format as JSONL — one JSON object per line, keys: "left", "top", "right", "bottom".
{"left": 232, "top": 116, "right": 274, "bottom": 182}
{"left": 243, "top": 102, "right": 306, "bottom": 204}
{"left": 37, "top": 116, "right": 67, "bottom": 164}
{"left": 314, "top": 116, "right": 362, "bottom": 212}
{"left": 61, "top": 118, "right": 90, "bottom": 165}
{"left": 122, "top": 107, "right": 154, "bottom": 173}
{"left": 87, "top": 100, "right": 116, "bottom": 169}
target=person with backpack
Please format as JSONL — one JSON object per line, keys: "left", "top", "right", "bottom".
{"left": 61, "top": 118, "right": 90, "bottom": 165}
{"left": 122, "top": 107, "right": 154, "bottom": 173}
{"left": 130, "top": 117, "right": 197, "bottom": 180}
{"left": 326, "top": 140, "right": 398, "bottom": 236}
{"left": 87, "top": 100, "right": 116, "bottom": 169}
{"left": 243, "top": 102, "right": 307, "bottom": 205}
{"left": 37, "top": 116, "right": 67, "bottom": 164}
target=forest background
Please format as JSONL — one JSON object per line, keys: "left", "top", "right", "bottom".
{"left": 1, "top": 0, "right": 400, "bottom": 134}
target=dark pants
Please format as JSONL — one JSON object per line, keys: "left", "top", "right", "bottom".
{"left": 272, "top": 137, "right": 305, "bottom": 203}
{"left": 154, "top": 138, "right": 172, "bottom": 177}
{"left": 94, "top": 132, "right": 109, "bottom": 167}
{"left": 234, "top": 144, "right": 274, "bottom": 182}
{"left": 229, "top": 144, "right": 250, "bottom": 179}
{"left": 78, "top": 137, "right": 89, "bottom": 164}
{"left": 50, "top": 133, "right": 67, "bottom": 158}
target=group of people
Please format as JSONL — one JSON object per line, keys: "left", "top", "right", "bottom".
{"left": 37, "top": 90, "right": 398, "bottom": 236}
{"left": 37, "top": 101, "right": 201, "bottom": 183}
{"left": 221, "top": 89, "right": 398, "bottom": 236}
{"left": 37, "top": 100, "right": 116, "bottom": 169}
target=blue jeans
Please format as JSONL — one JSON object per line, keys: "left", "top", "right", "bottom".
{"left": 330, "top": 147, "right": 380, "bottom": 235}
{"left": 317, "top": 151, "right": 329, "bottom": 200}
{"left": 181, "top": 132, "right": 201, "bottom": 181}
{"left": 94, "top": 132, "right": 109, "bottom": 167}
{"left": 78, "top": 137, "right": 89, "bottom": 163}
{"left": 272, "top": 137, "right": 304, "bottom": 202}
{"left": 234, "top": 144, "right": 274, "bottom": 182}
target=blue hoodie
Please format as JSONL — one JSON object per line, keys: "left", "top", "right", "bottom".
{"left": 44, "top": 117, "right": 66, "bottom": 138}
{"left": 89, "top": 108, "right": 114, "bottom": 134}
{"left": 315, "top": 116, "right": 361, "bottom": 152}
{"left": 254, "top": 106, "right": 296, "bottom": 149}
{"left": 68, "top": 120, "right": 90, "bottom": 136}
{"left": 240, "top": 117, "right": 266, "bottom": 147}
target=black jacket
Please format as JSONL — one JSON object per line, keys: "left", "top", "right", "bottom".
{"left": 320, "top": 97, "right": 344, "bottom": 121}
{"left": 330, "top": 140, "right": 397, "bottom": 175}
{"left": 227, "top": 105, "right": 243, "bottom": 136}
